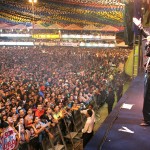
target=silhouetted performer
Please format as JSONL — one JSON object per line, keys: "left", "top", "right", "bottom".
{"left": 133, "top": 17, "right": 150, "bottom": 126}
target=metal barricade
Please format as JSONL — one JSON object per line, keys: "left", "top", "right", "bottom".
{"left": 48, "top": 123, "right": 67, "bottom": 150}
{"left": 72, "top": 109, "right": 83, "bottom": 132}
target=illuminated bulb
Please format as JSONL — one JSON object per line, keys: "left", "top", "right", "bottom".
{"left": 29, "top": 0, "right": 37, "bottom": 3}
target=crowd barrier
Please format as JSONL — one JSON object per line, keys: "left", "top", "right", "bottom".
{"left": 17, "top": 96, "right": 101, "bottom": 150}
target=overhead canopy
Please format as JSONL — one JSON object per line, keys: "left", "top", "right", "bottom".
{"left": 99, "top": 25, "right": 119, "bottom": 32}
{"left": 0, "top": 0, "right": 126, "bottom": 29}
{"left": 83, "top": 24, "right": 100, "bottom": 31}
{"left": 64, "top": 24, "right": 83, "bottom": 30}
{"left": 10, "top": 24, "right": 27, "bottom": 29}
{"left": 0, "top": 22, "right": 11, "bottom": 29}
{"left": 48, "top": 23, "right": 64, "bottom": 29}
{"left": 33, "top": 24, "right": 47, "bottom": 29}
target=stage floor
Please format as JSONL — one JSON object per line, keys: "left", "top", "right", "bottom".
{"left": 85, "top": 74, "right": 150, "bottom": 150}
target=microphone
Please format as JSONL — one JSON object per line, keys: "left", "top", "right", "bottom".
{"left": 142, "top": 36, "right": 150, "bottom": 42}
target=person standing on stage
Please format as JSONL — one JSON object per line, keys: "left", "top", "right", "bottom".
{"left": 133, "top": 17, "right": 150, "bottom": 126}
{"left": 82, "top": 109, "right": 94, "bottom": 148}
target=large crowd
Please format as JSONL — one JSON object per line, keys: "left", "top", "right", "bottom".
{"left": 0, "top": 46, "right": 131, "bottom": 149}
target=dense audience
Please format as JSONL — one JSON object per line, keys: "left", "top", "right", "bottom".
{"left": 0, "top": 46, "right": 131, "bottom": 149}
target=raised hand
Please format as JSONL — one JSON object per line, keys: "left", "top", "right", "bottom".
{"left": 133, "top": 17, "right": 142, "bottom": 28}
{"left": 147, "top": 36, "right": 150, "bottom": 42}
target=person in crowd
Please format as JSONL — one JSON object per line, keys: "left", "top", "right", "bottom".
{"left": 94, "top": 88, "right": 102, "bottom": 108}
{"left": 116, "top": 81, "right": 124, "bottom": 102}
{"left": 35, "top": 104, "right": 45, "bottom": 118}
{"left": 0, "top": 116, "right": 20, "bottom": 150}
{"left": 30, "top": 116, "right": 53, "bottom": 150}
{"left": 16, "top": 117, "right": 30, "bottom": 150}
{"left": 18, "top": 109, "right": 26, "bottom": 120}
{"left": 40, "top": 107, "right": 56, "bottom": 125}
{"left": 24, "top": 107, "right": 34, "bottom": 128}
{"left": 53, "top": 105, "right": 62, "bottom": 120}
{"left": 100, "top": 85, "right": 107, "bottom": 105}
{"left": 106, "top": 87, "right": 115, "bottom": 114}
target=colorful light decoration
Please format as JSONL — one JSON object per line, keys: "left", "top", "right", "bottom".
{"left": 0, "top": 0, "right": 125, "bottom": 29}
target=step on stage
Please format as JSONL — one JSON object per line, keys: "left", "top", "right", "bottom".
{"left": 85, "top": 74, "right": 150, "bottom": 150}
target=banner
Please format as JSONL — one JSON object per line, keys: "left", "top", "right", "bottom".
{"left": 32, "top": 34, "right": 60, "bottom": 39}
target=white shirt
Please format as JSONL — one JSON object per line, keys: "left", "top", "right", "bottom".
{"left": 1, "top": 126, "right": 17, "bottom": 150}
{"left": 81, "top": 109, "right": 96, "bottom": 123}
{"left": 82, "top": 117, "right": 94, "bottom": 133}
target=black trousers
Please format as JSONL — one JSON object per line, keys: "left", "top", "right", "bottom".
{"left": 117, "top": 94, "right": 122, "bottom": 102}
{"left": 82, "top": 131, "right": 93, "bottom": 148}
{"left": 107, "top": 101, "right": 115, "bottom": 114}
{"left": 143, "top": 73, "right": 150, "bottom": 124}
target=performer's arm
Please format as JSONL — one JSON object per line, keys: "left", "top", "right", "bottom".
{"left": 133, "top": 17, "right": 150, "bottom": 38}
{"left": 141, "top": 27, "right": 149, "bottom": 38}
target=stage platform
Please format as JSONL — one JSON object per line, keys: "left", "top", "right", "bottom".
{"left": 85, "top": 74, "right": 150, "bottom": 150}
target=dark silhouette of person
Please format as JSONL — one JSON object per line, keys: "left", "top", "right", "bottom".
{"left": 133, "top": 17, "right": 150, "bottom": 126}
{"left": 106, "top": 87, "right": 115, "bottom": 114}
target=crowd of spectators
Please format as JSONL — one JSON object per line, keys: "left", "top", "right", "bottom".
{"left": 0, "top": 46, "right": 131, "bottom": 149}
